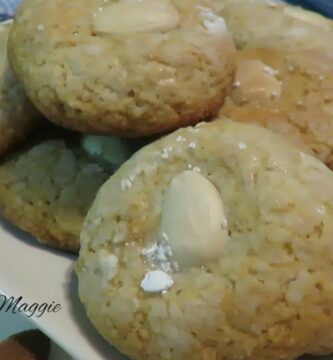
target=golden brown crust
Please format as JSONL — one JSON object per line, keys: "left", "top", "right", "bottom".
{"left": 46, "top": 92, "right": 227, "bottom": 137}
{"left": 219, "top": 0, "right": 333, "bottom": 51}
{"left": 219, "top": 47, "right": 333, "bottom": 168}
{"left": 8, "top": 0, "right": 235, "bottom": 136}
{"left": 0, "top": 135, "right": 112, "bottom": 252}
{"left": 77, "top": 120, "right": 333, "bottom": 360}
{"left": 0, "top": 198, "right": 80, "bottom": 252}
{"left": 0, "top": 22, "right": 41, "bottom": 156}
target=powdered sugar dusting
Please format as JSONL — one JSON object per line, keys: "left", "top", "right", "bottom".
{"left": 142, "top": 233, "right": 179, "bottom": 273}
{"left": 198, "top": 6, "right": 228, "bottom": 35}
{"left": 121, "top": 178, "right": 132, "bottom": 191}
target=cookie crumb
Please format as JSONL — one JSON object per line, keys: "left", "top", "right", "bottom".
{"left": 121, "top": 178, "right": 132, "bottom": 191}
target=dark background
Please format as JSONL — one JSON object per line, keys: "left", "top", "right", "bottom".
{"left": 286, "top": 0, "right": 333, "bottom": 17}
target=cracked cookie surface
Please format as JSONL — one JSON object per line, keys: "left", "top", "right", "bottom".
{"left": 77, "top": 120, "right": 333, "bottom": 359}
{"left": 219, "top": 47, "right": 333, "bottom": 169}
{"left": 8, "top": 0, "right": 235, "bottom": 137}
{"left": 218, "top": 0, "right": 333, "bottom": 52}
{"left": 0, "top": 21, "right": 40, "bottom": 156}
{"left": 0, "top": 130, "right": 115, "bottom": 252}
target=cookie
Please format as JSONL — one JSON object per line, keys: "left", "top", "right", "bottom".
{"left": 219, "top": 47, "right": 333, "bottom": 168}
{"left": 0, "top": 131, "right": 131, "bottom": 252}
{"left": 0, "top": 21, "right": 40, "bottom": 155}
{"left": 76, "top": 120, "right": 333, "bottom": 360}
{"left": 219, "top": 0, "right": 333, "bottom": 52}
{"left": 8, "top": 0, "right": 235, "bottom": 137}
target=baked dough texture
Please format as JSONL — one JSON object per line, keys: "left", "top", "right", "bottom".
{"left": 219, "top": 47, "right": 333, "bottom": 169}
{"left": 219, "top": 0, "right": 333, "bottom": 52}
{"left": 8, "top": 0, "right": 235, "bottom": 136}
{"left": 76, "top": 120, "right": 333, "bottom": 360}
{"left": 0, "top": 132, "right": 113, "bottom": 252}
{"left": 0, "top": 21, "right": 40, "bottom": 156}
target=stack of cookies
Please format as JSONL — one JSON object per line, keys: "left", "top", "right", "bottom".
{"left": 2, "top": 0, "right": 333, "bottom": 359}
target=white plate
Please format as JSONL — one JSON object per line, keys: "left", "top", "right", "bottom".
{"left": 0, "top": 218, "right": 128, "bottom": 360}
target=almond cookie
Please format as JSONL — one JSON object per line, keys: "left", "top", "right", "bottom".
{"left": 76, "top": 120, "right": 333, "bottom": 360}
{"left": 219, "top": 47, "right": 333, "bottom": 168}
{"left": 0, "top": 131, "right": 131, "bottom": 252}
{"left": 8, "top": 0, "right": 235, "bottom": 137}
{"left": 219, "top": 0, "right": 333, "bottom": 52}
{"left": 0, "top": 21, "right": 40, "bottom": 156}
